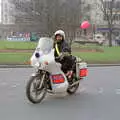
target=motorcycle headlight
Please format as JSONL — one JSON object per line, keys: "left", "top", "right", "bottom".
{"left": 35, "top": 52, "right": 40, "bottom": 58}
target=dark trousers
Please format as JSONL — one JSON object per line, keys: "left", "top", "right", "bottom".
{"left": 59, "top": 55, "right": 76, "bottom": 73}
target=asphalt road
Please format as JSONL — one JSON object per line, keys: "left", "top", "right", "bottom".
{"left": 0, "top": 67, "right": 120, "bottom": 120}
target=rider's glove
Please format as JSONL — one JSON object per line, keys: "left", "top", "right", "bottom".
{"left": 59, "top": 52, "right": 70, "bottom": 60}
{"left": 59, "top": 53, "right": 64, "bottom": 60}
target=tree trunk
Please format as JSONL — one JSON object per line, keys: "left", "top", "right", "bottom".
{"left": 108, "top": 22, "right": 113, "bottom": 47}
{"left": 108, "top": 31, "right": 112, "bottom": 47}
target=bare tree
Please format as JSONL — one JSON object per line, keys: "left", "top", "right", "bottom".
{"left": 10, "top": 0, "right": 90, "bottom": 42}
{"left": 59, "top": 0, "right": 82, "bottom": 44}
{"left": 10, "top": 0, "right": 45, "bottom": 24}
{"left": 98, "top": 0, "right": 119, "bottom": 47}
{"left": 9, "top": 0, "right": 48, "bottom": 33}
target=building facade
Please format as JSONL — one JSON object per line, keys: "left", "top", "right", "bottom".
{"left": 0, "top": 0, "right": 15, "bottom": 24}
{"left": 85, "top": 0, "right": 120, "bottom": 38}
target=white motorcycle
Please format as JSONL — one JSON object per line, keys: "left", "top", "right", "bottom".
{"left": 26, "top": 37, "right": 88, "bottom": 104}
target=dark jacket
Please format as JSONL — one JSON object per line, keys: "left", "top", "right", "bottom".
{"left": 54, "top": 40, "right": 76, "bottom": 73}
{"left": 54, "top": 40, "right": 71, "bottom": 57}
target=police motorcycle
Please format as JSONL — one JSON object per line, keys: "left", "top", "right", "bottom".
{"left": 26, "top": 37, "right": 88, "bottom": 104}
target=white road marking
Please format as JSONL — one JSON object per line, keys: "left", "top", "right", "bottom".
{"left": 0, "top": 82, "right": 8, "bottom": 86}
{"left": 97, "top": 88, "right": 104, "bottom": 94}
{"left": 11, "top": 83, "right": 21, "bottom": 88}
{"left": 115, "top": 89, "right": 120, "bottom": 94}
{"left": 0, "top": 68, "right": 12, "bottom": 71}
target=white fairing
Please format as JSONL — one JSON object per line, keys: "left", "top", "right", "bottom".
{"left": 30, "top": 52, "right": 39, "bottom": 67}
{"left": 30, "top": 37, "right": 54, "bottom": 68}
{"left": 30, "top": 37, "right": 68, "bottom": 93}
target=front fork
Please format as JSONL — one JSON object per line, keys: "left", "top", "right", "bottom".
{"left": 32, "top": 70, "right": 47, "bottom": 90}
{"left": 39, "top": 71, "right": 46, "bottom": 88}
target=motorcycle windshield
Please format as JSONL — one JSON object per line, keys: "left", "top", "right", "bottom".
{"left": 36, "top": 37, "right": 53, "bottom": 54}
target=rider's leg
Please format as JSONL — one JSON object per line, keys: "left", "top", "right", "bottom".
{"left": 59, "top": 56, "right": 76, "bottom": 78}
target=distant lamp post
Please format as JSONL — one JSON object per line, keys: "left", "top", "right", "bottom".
{"left": 93, "top": 24, "right": 96, "bottom": 41}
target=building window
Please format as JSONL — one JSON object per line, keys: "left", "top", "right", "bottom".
{"left": 115, "top": 15, "right": 119, "bottom": 21}
{"left": 104, "top": 1, "right": 120, "bottom": 9}
{"left": 104, "top": 14, "right": 120, "bottom": 21}
{"left": 103, "top": 15, "right": 108, "bottom": 21}
{"left": 4, "top": 14, "right": 8, "bottom": 23}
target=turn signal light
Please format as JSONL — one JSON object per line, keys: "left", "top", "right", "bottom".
{"left": 79, "top": 69, "right": 88, "bottom": 77}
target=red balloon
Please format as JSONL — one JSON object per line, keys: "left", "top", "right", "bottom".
{"left": 80, "top": 21, "right": 90, "bottom": 29}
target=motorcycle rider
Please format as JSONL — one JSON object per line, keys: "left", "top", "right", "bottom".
{"left": 53, "top": 30, "right": 76, "bottom": 78}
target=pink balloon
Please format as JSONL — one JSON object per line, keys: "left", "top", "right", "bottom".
{"left": 80, "top": 21, "right": 90, "bottom": 29}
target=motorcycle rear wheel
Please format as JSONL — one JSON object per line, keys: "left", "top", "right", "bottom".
{"left": 67, "top": 74, "right": 80, "bottom": 95}
{"left": 67, "top": 82, "right": 79, "bottom": 95}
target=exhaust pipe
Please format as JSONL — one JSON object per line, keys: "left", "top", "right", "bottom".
{"left": 47, "top": 89, "right": 54, "bottom": 94}
{"left": 47, "top": 81, "right": 80, "bottom": 93}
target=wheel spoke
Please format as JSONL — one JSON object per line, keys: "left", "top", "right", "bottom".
{"left": 26, "top": 71, "right": 48, "bottom": 103}
{"left": 30, "top": 74, "right": 46, "bottom": 101}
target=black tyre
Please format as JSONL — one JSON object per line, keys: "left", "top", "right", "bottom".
{"left": 67, "top": 73, "right": 79, "bottom": 95}
{"left": 67, "top": 82, "right": 79, "bottom": 95}
{"left": 26, "top": 74, "right": 47, "bottom": 104}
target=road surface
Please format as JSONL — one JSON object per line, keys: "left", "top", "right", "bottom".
{"left": 0, "top": 67, "right": 120, "bottom": 120}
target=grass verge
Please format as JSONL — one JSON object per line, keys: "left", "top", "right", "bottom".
{"left": 0, "top": 41, "right": 37, "bottom": 50}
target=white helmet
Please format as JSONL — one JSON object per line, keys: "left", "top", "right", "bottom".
{"left": 54, "top": 30, "right": 65, "bottom": 40}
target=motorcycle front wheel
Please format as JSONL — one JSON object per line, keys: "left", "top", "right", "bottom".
{"left": 26, "top": 73, "right": 47, "bottom": 104}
